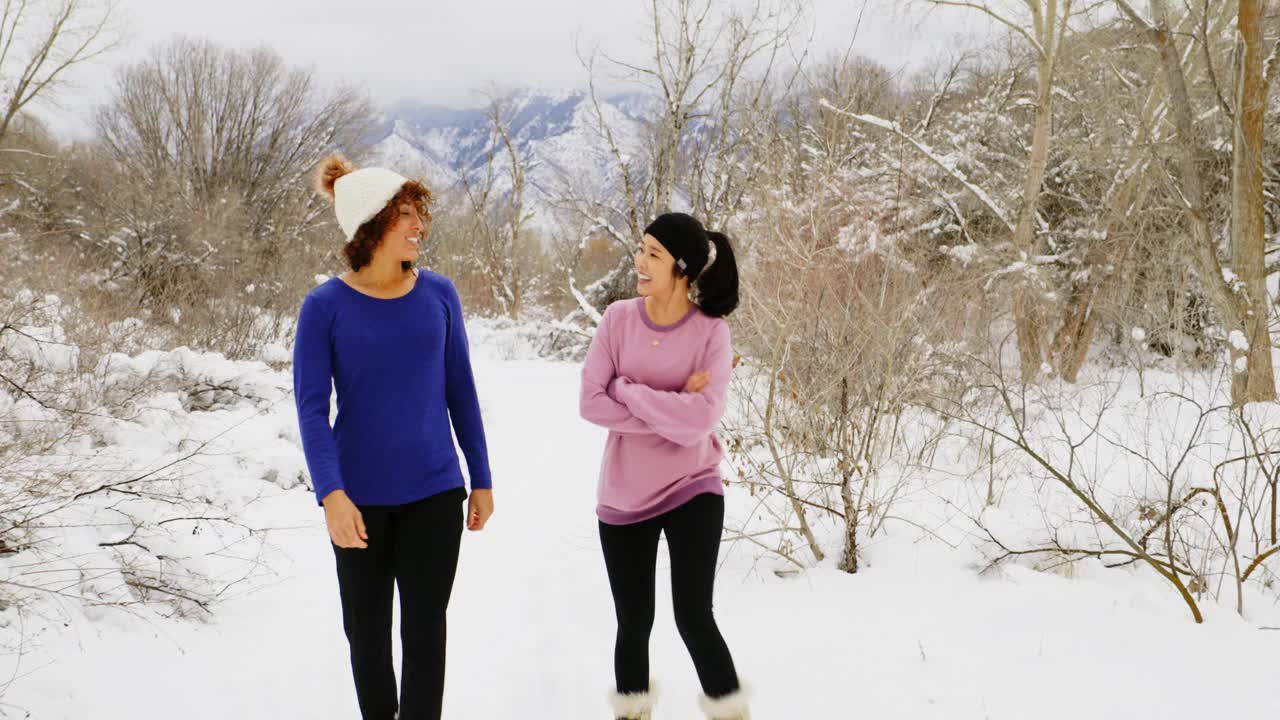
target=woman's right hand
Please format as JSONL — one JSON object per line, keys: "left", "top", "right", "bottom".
{"left": 684, "top": 370, "right": 710, "bottom": 394}
{"left": 322, "top": 489, "right": 368, "bottom": 549}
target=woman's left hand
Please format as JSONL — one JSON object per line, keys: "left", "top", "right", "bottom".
{"left": 684, "top": 370, "right": 710, "bottom": 394}
{"left": 467, "top": 489, "right": 494, "bottom": 531}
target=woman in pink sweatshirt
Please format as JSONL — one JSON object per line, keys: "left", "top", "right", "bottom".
{"left": 580, "top": 213, "right": 749, "bottom": 720}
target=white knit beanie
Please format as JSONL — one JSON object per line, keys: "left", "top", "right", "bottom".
{"left": 314, "top": 155, "right": 410, "bottom": 241}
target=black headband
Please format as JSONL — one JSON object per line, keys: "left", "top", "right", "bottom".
{"left": 644, "top": 213, "right": 711, "bottom": 279}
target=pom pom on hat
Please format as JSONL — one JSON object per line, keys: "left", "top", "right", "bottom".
{"left": 314, "top": 154, "right": 355, "bottom": 200}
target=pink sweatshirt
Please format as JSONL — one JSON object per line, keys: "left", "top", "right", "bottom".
{"left": 579, "top": 297, "right": 732, "bottom": 524}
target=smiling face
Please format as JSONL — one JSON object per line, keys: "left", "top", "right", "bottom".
{"left": 634, "top": 233, "right": 687, "bottom": 299}
{"left": 342, "top": 180, "right": 434, "bottom": 272}
{"left": 381, "top": 201, "right": 427, "bottom": 264}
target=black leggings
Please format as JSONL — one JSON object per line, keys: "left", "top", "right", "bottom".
{"left": 332, "top": 487, "right": 466, "bottom": 720}
{"left": 599, "top": 492, "right": 740, "bottom": 698}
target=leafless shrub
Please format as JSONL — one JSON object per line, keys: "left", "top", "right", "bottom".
{"left": 930, "top": 329, "right": 1280, "bottom": 622}
{"left": 723, "top": 129, "right": 988, "bottom": 571}
{"left": 0, "top": 290, "right": 278, "bottom": 644}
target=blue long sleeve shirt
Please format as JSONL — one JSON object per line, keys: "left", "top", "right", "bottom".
{"left": 292, "top": 270, "right": 492, "bottom": 506}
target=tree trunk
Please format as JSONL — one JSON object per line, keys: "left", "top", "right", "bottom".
{"left": 1140, "top": 0, "right": 1253, "bottom": 402}
{"left": 510, "top": 274, "right": 523, "bottom": 321}
{"left": 1229, "top": 0, "right": 1276, "bottom": 404}
{"left": 764, "top": 368, "right": 825, "bottom": 564}
{"left": 837, "top": 375, "right": 859, "bottom": 573}
{"left": 1053, "top": 148, "right": 1151, "bottom": 381}
{"left": 839, "top": 475, "right": 860, "bottom": 573}
{"left": 1011, "top": 23, "right": 1060, "bottom": 382}
{"left": 1052, "top": 279, "right": 1101, "bottom": 383}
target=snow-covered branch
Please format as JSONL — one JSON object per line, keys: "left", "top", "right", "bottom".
{"left": 568, "top": 275, "right": 603, "bottom": 326}
{"left": 819, "top": 99, "right": 1014, "bottom": 232}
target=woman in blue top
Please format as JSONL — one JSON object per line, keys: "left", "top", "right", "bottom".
{"left": 293, "top": 154, "right": 495, "bottom": 720}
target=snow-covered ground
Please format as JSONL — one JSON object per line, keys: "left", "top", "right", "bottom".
{"left": 3, "top": 322, "right": 1279, "bottom": 719}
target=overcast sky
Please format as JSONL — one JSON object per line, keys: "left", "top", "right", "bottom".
{"left": 38, "top": 0, "right": 997, "bottom": 138}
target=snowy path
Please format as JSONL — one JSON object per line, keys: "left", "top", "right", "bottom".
{"left": 9, "top": 354, "right": 1280, "bottom": 719}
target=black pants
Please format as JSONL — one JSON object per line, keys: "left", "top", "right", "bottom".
{"left": 333, "top": 487, "right": 466, "bottom": 720}
{"left": 599, "top": 492, "right": 740, "bottom": 699}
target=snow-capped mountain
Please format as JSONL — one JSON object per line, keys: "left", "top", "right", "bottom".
{"left": 367, "top": 89, "right": 654, "bottom": 224}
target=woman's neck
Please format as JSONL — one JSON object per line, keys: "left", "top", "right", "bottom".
{"left": 354, "top": 253, "right": 410, "bottom": 289}
{"left": 643, "top": 289, "right": 694, "bottom": 326}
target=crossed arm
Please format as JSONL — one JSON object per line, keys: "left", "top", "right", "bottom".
{"left": 579, "top": 308, "right": 731, "bottom": 446}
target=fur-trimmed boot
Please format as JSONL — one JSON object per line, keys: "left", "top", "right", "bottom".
{"left": 698, "top": 685, "right": 751, "bottom": 720}
{"left": 609, "top": 682, "right": 657, "bottom": 720}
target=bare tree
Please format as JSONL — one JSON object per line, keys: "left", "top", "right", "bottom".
{"left": 0, "top": 0, "right": 121, "bottom": 146}
{"left": 559, "top": 0, "right": 804, "bottom": 318}
{"left": 81, "top": 38, "right": 370, "bottom": 325}
{"left": 683, "top": 2, "right": 805, "bottom": 228}
{"left": 95, "top": 38, "right": 371, "bottom": 247}
{"left": 1046, "top": 31, "right": 1169, "bottom": 382}
{"left": 1113, "top": 0, "right": 1276, "bottom": 406}
{"left": 460, "top": 93, "right": 537, "bottom": 320}
{"left": 1228, "top": 0, "right": 1276, "bottom": 402}
{"left": 921, "top": 0, "right": 1090, "bottom": 382}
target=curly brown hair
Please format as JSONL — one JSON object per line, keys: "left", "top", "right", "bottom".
{"left": 341, "top": 182, "right": 433, "bottom": 272}
{"left": 312, "top": 153, "right": 434, "bottom": 272}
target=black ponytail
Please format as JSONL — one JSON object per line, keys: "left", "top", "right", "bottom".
{"left": 695, "top": 230, "right": 738, "bottom": 318}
